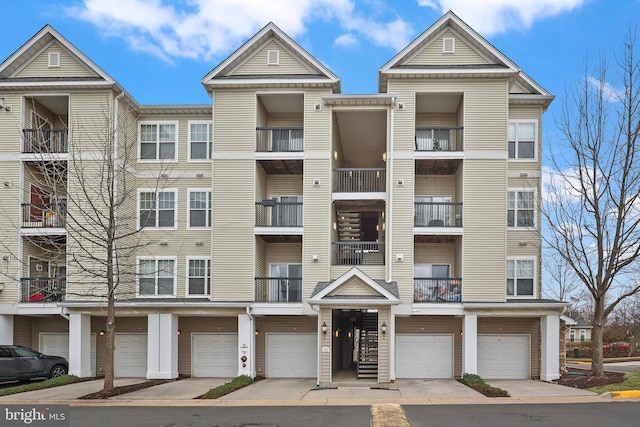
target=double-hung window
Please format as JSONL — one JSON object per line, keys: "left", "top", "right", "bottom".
{"left": 140, "top": 122, "right": 177, "bottom": 160}
{"left": 188, "top": 190, "right": 211, "bottom": 228}
{"left": 507, "top": 258, "right": 535, "bottom": 297}
{"left": 189, "top": 121, "right": 212, "bottom": 160}
{"left": 508, "top": 190, "right": 535, "bottom": 228}
{"left": 187, "top": 258, "right": 210, "bottom": 296}
{"left": 508, "top": 121, "right": 536, "bottom": 159}
{"left": 139, "top": 258, "right": 175, "bottom": 296}
{"left": 139, "top": 190, "right": 176, "bottom": 228}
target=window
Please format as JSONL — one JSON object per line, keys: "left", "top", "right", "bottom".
{"left": 188, "top": 190, "right": 211, "bottom": 228}
{"left": 140, "top": 122, "right": 177, "bottom": 160}
{"left": 570, "top": 330, "right": 575, "bottom": 342}
{"left": 415, "top": 195, "right": 453, "bottom": 227}
{"left": 139, "top": 190, "right": 176, "bottom": 228}
{"left": 269, "top": 264, "right": 302, "bottom": 302}
{"left": 508, "top": 190, "right": 535, "bottom": 228}
{"left": 508, "top": 121, "right": 536, "bottom": 159}
{"left": 507, "top": 258, "right": 535, "bottom": 297}
{"left": 189, "top": 122, "right": 212, "bottom": 160}
{"left": 139, "top": 258, "right": 175, "bottom": 296}
{"left": 187, "top": 258, "right": 210, "bottom": 296}
{"left": 580, "top": 330, "right": 586, "bottom": 342}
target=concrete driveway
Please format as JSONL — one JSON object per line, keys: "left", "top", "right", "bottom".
{"left": 0, "top": 378, "right": 146, "bottom": 402}
{"left": 110, "top": 377, "right": 228, "bottom": 400}
{"left": 487, "top": 380, "right": 598, "bottom": 397}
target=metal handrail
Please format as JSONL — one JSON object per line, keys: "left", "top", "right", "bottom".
{"left": 256, "top": 128, "right": 304, "bottom": 152}
{"left": 333, "top": 168, "right": 386, "bottom": 192}
{"left": 415, "top": 127, "right": 463, "bottom": 151}
{"left": 413, "top": 278, "right": 462, "bottom": 302}
{"left": 254, "top": 277, "right": 302, "bottom": 302}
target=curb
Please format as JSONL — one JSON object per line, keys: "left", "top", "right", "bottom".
{"left": 610, "top": 390, "right": 640, "bottom": 398}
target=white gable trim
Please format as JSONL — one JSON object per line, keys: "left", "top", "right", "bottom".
{"left": 308, "top": 267, "right": 399, "bottom": 303}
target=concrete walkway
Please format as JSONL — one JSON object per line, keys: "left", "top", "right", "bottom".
{"left": 0, "top": 378, "right": 146, "bottom": 401}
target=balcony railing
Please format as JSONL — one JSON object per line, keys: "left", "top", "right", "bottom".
{"left": 21, "top": 203, "right": 66, "bottom": 228}
{"left": 333, "top": 168, "right": 386, "bottom": 192}
{"left": 414, "top": 278, "right": 462, "bottom": 303}
{"left": 256, "top": 128, "right": 304, "bottom": 152}
{"left": 22, "top": 129, "right": 68, "bottom": 153}
{"left": 255, "top": 200, "right": 303, "bottom": 227}
{"left": 255, "top": 277, "right": 302, "bottom": 302}
{"left": 332, "top": 242, "right": 385, "bottom": 265}
{"left": 414, "top": 202, "right": 463, "bottom": 227}
{"left": 20, "top": 278, "right": 66, "bottom": 303}
{"left": 415, "top": 127, "right": 463, "bottom": 151}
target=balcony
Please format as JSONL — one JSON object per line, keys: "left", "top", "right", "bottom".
{"left": 333, "top": 168, "right": 386, "bottom": 193}
{"left": 414, "top": 202, "right": 463, "bottom": 227}
{"left": 332, "top": 242, "right": 385, "bottom": 265}
{"left": 20, "top": 278, "right": 66, "bottom": 303}
{"left": 413, "top": 278, "right": 462, "bottom": 303}
{"left": 255, "top": 277, "right": 302, "bottom": 302}
{"left": 22, "top": 129, "right": 68, "bottom": 154}
{"left": 255, "top": 200, "right": 303, "bottom": 227}
{"left": 415, "top": 127, "right": 463, "bottom": 152}
{"left": 21, "top": 203, "right": 66, "bottom": 228}
{"left": 256, "top": 128, "right": 303, "bottom": 152}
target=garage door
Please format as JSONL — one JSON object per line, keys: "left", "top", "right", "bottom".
{"left": 267, "top": 333, "right": 317, "bottom": 378}
{"left": 478, "top": 335, "right": 529, "bottom": 379}
{"left": 39, "top": 333, "right": 97, "bottom": 374}
{"left": 115, "top": 334, "right": 147, "bottom": 377}
{"left": 395, "top": 334, "right": 453, "bottom": 378}
{"left": 192, "top": 333, "right": 238, "bottom": 377}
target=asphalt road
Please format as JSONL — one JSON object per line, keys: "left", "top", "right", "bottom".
{"left": 567, "top": 361, "right": 640, "bottom": 374}
{"left": 67, "top": 403, "right": 640, "bottom": 427}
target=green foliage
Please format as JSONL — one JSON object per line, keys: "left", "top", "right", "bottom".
{"left": 589, "top": 370, "right": 640, "bottom": 393}
{"left": 200, "top": 375, "right": 254, "bottom": 399}
{"left": 459, "top": 373, "right": 509, "bottom": 397}
{"left": 0, "top": 375, "right": 86, "bottom": 396}
{"left": 461, "top": 373, "right": 487, "bottom": 387}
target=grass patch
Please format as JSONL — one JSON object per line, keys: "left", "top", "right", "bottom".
{"left": 458, "top": 373, "right": 509, "bottom": 397}
{"left": 200, "top": 375, "right": 254, "bottom": 399}
{"left": 589, "top": 370, "right": 640, "bottom": 393}
{"left": 0, "top": 375, "right": 87, "bottom": 397}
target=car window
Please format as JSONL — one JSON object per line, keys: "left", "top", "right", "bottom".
{"left": 0, "top": 347, "right": 12, "bottom": 358}
{"left": 13, "top": 347, "right": 40, "bottom": 358}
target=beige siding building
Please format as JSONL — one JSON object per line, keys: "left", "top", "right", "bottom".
{"left": 0, "top": 12, "right": 565, "bottom": 383}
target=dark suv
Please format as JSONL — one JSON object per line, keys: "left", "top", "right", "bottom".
{"left": 0, "top": 345, "right": 68, "bottom": 381}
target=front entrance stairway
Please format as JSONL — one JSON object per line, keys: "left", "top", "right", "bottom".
{"left": 357, "top": 312, "right": 378, "bottom": 379}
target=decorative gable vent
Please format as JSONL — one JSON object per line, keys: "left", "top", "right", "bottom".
{"left": 267, "top": 50, "right": 280, "bottom": 65}
{"left": 48, "top": 52, "right": 60, "bottom": 67}
{"left": 442, "top": 38, "right": 455, "bottom": 54}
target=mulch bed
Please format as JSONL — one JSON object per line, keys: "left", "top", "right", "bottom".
{"left": 555, "top": 368, "right": 626, "bottom": 389}
{"left": 78, "top": 376, "right": 185, "bottom": 400}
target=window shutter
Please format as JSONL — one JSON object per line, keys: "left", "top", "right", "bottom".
{"left": 443, "top": 38, "right": 455, "bottom": 53}
{"left": 267, "top": 50, "right": 280, "bottom": 65}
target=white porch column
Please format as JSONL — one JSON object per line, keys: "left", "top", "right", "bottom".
{"left": 462, "top": 314, "right": 477, "bottom": 376}
{"left": 68, "top": 313, "right": 92, "bottom": 377}
{"left": 0, "top": 315, "right": 14, "bottom": 344}
{"left": 237, "top": 314, "right": 254, "bottom": 378}
{"left": 147, "top": 313, "right": 178, "bottom": 379}
{"left": 541, "top": 314, "right": 560, "bottom": 381}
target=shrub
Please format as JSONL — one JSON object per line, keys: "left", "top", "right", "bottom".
{"left": 200, "top": 375, "right": 254, "bottom": 399}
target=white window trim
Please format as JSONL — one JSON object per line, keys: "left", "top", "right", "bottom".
{"left": 136, "top": 256, "right": 177, "bottom": 298}
{"left": 186, "top": 256, "right": 211, "bottom": 297}
{"left": 137, "top": 188, "right": 178, "bottom": 230}
{"left": 442, "top": 37, "right": 455, "bottom": 53}
{"left": 138, "top": 120, "right": 179, "bottom": 162}
{"left": 507, "top": 188, "right": 537, "bottom": 230}
{"left": 506, "top": 256, "right": 537, "bottom": 299}
{"left": 48, "top": 52, "right": 60, "bottom": 68}
{"left": 266, "top": 49, "right": 280, "bottom": 65}
{"left": 508, "top": 120, "right": 538, "bottom": 162}
{"left": 187, "top": 120, "right": 212, "bottom": 162}
{"left": 187, "top": 188, "right": 212, "bottom": 229}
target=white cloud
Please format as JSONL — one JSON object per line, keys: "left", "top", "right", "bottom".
{"left": 587, "top": 76, "right": 623, "bottom": 103}
{"left": 334, "top": 33, "right": 358, "bottom": 48}
{"left": 417, "top": 0, "right": 585, "bottom": 35}
{"left": 68, "top": 0, "right": 412, "bottom": 61}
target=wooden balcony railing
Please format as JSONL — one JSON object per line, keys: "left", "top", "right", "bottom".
{"left": 256, "top": 128, "right": 304, "bottom": 152}
{"left": 255, "top": 277, "right": 302, "bottom": 302}
{"left": 414, "top": 278, "right": 462, "bottom": 303}
{"left": 333, "top": 168, "right": 386, "bottom": 192}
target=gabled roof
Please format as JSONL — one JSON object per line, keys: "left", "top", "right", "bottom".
{"left": 378, "top": 10, "right": 553, "bottom": 106}
{"left": 0, "top": 24, "right": 117, "bottom": 88}
{"left": 309, "top": 267, "right": 399, "bottom": 305}
{"left": 201, "top": 22, "right": 340, "bottom": 92}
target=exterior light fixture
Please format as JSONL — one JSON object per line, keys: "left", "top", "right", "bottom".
{"left": 381, "top": 322, "right": 387, "bottom": 335}
{"left": 321, "top": 321, "right": 328, "bottom": 335}
{"left": 99, "top": 330, "right": 105, "bottom": 336}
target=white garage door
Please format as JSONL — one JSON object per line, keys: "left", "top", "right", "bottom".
{"left": 267, "top": 333, "right": 317, "bottom": 378}
{"left": 192, "top": 333, "right": 238, "bottom": 377}
{"left": 395, "top": 334, "right": 453, "bottom": 379}
{"left": 478, "top": 335, "right": 529, "bottom": 379}
{"left": 39, "top": 333, "right": 97, "bottom": 375}
{"left": 115, "top": 334, "right": 147, "bottom": 377}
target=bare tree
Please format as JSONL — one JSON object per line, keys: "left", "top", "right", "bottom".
{"left": 543, "top": 250, "right": 581, "bottom": 301}
{"left": 1, "top": 95, "right": 174, "bottom": 390}
{"left": 544, "top": 28, "right": 640, "bottom": 377}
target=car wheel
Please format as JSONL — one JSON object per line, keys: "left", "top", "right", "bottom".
{"left": 49, "top": 365, "right": 67, "bottom": 378}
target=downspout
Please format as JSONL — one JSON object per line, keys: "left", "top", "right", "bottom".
{"left": 387, "top": 97, "right": 396, "bottom": 281}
